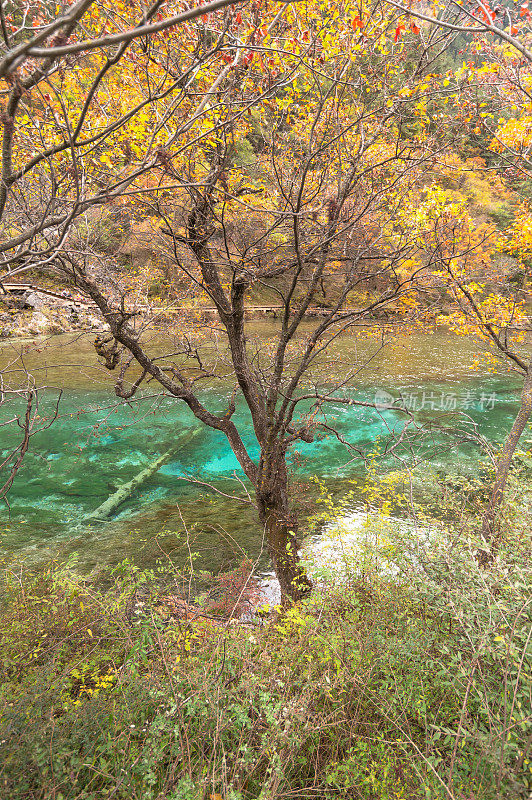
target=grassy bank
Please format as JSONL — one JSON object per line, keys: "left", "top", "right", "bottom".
{"left": 1, "top": 476, "right": 531, "bottom": 800}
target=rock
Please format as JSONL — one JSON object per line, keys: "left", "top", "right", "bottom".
{"left": 27, "top": 311, "right": 50, "bottom": 334}
{"left": 23, "top": 291, "right": 45, "bottom": 310}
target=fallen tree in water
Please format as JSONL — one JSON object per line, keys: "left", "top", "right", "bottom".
{"left": 85, "top": 427, "right": 202, "bottom": 522}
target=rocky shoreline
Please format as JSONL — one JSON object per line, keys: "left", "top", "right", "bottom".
{"left": 0, "top": 286, "right": 107, "bottom": 338}
{"left": 4, "top": 284, "right": 528, "bottom": 342}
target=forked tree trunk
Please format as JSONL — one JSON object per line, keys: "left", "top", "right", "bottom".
{"left": 480, "top": 360, "right": 532, "bottom": 561}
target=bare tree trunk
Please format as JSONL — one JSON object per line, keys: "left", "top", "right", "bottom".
{"left": 256, "top": 456, "right": 312, "bottom": 604}
{"left": 480, "top": 358, "right": 532, "bottom": 560}
{"left": 259, "top": 496, "right": 313, "bottom": 604}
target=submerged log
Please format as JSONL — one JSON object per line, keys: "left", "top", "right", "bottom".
{"left": 85, "top": 428, "right": 202, "bottom": 522}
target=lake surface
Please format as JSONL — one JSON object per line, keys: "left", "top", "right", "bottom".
{"left": 0, "top": 327, "right": 525, "bottom": 578}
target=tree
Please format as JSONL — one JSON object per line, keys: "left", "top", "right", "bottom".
{"left": 3, "top": 0, "right": 523, "bottom": 596}
{"left": 383, "top": 0, "right": 532, "bottom": 551}
{"left": 420, "top": 189, "right": 530, "bottom": 555}
{"left": 3, "top": 0, "right": 469, "bottom": 601}
{"left": 0, "top": 0, "right": 271, "bottom": 496}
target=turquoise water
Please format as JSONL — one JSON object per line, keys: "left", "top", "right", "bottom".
{"left": 0, "top": 330, "right": 524, "bottom": 575}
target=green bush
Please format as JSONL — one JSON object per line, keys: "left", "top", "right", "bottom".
{"left": 1, "top": 490, "right": 531, "bottom": 799}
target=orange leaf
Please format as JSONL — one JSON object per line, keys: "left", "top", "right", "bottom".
{"left": 410, "top": 22, "right": 420, "bottom": 34}
{"left": 511, "top": 25, "right": 518, "bottom": 34}
{"left": 351, "top": 15, "right": 363, "bottom": 30}
{"left": 235, "top": 11, "right": 242, "bottom": 23}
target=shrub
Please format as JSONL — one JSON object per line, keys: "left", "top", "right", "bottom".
{"left": 1, "top": 487, "right": 531, "bottom": 799}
